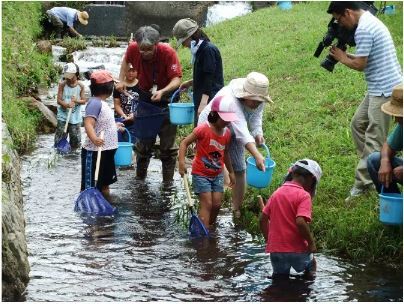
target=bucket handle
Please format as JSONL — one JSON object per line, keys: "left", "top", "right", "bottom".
{"left": 119, "top": 127, "right": 131, "bottom": 143}
{"left": 260, "top": 143, "right": 270, "bottom": 160}
{"left": 170, "top": 88, "right": 187, "bottom": 105}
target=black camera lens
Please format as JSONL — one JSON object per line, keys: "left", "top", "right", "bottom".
{"left": 321, "top": 55, "right": 338, "bottom": 72}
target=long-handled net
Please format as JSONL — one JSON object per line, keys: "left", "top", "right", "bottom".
{"left": 55, "top": 107, "right": 73, "bottom": 154}
{"left": 183, "top": 174, "right": 209, "bottom": 238}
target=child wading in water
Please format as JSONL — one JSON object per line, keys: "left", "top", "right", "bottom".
{"left": 81, "top": 70, "right": 123, "bottom": 198}
{"left": 179, "top": 96, "right": 237, "bottom": 229}
{"left": 259, "top": 159, "right": 322, "bottom": 279}
{"left": 55, "top": 62, "right": 86, "bottom": 150}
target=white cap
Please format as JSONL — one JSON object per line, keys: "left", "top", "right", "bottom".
{"left": 63, "top": 62, "right": 78, "bottom": 79}
{"left": 293, "top": 159, "right": 322, "bottom": 182}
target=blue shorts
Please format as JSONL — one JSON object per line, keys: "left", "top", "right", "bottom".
{"left": 192, "top": 174, "right": 224, "bottom": 194}
{"left": 270, "top": 253, "right": 314, "bottom": 275}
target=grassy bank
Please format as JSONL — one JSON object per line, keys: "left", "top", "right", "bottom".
{"left": 177, "top": 1, "right": 403, "bottom": 264}
{"left": 2, "top": 2, "right": 58, "bottom": 153}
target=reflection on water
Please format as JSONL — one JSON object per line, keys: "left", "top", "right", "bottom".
{"left": 21, "top": 134, "right": 402, "bottom": 301}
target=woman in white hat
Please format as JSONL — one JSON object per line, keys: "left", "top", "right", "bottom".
{"left": 173, "top": 18, "right": 224, "bottom": 125}
{"left": 198, "top": 72, "right": 272, "bottom": 218}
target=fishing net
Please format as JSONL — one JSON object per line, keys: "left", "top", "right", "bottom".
{"left": 74, "top": 187, "right": 117, "bottom": 216}
{"left": 55, "top": 137, "right": 71, "bottom": 154}
{"left": 189, "top": 209, "right": 209, "bottom": 238}
{"left": 132, "top": 101, "right": 167, "bottom": 139}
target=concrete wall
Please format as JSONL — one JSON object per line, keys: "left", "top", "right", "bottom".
{"left": 2, "top": 122, "right": 30, "bottom": 302}
{"left": 77, "top": 1, "right": 212, "bottom": 39}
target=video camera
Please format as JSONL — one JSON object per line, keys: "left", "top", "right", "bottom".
{"left": 314, "top": 1, "right": 378, "bottom": 72}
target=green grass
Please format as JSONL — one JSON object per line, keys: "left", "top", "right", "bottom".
{"left": 2, "top": 2, "right": 58, "bottom": 153}
{"left": 176, "top": 1, "right": 403, "bottom": 264}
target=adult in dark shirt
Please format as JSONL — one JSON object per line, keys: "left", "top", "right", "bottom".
{"left": 173, "top": 18, "right": 224, "bottom": 125}
{"left": 119, "top": 26, "right": 182, "bottom": 182}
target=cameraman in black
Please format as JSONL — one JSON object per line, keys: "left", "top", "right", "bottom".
{"left": 326, "top": 1, "right": 402, "bottom": 201}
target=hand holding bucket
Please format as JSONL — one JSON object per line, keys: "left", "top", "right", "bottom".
{"left": 246, "top": 144, "right": 276, "bottom": 189}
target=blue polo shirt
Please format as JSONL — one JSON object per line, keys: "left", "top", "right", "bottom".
{"left": 49, "top": 7, "right": 78, "bottom": 27}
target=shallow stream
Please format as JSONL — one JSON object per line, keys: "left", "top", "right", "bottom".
{"left": 21, "top": 134, "right": 402, "bottom": 301}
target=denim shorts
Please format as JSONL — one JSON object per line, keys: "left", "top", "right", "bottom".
{"left": 270, "top": 253, "right": 314, "bottom": 275}
{"left": 192, "top": 174, "right": 224, "bottom": 194}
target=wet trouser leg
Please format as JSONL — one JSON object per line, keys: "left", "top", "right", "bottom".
{"left": 159, "top": 116, "right": 178, "bottom": 182}
{"left": 135, "top": 138, "right": 155, "bottom": 180}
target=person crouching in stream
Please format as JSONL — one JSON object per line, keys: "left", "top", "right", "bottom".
{"left": 259, "top": 159, "right": 322, "bottom": 279}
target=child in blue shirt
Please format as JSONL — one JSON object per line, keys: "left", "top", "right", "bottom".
{"left": 54, "top": 62, "right": 86, "bottom": 150}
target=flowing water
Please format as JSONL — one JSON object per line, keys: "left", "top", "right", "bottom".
{"left": 205, "top": 1, "right": 252, "bottom": 26}
{"left": 21, "top": 37, "right": 402, "bottom": 302}
{"left": 21, "top": 135, "right": 403, "bottom": 301}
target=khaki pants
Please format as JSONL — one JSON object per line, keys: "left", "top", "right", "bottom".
{"left": 351, "top": 94, "right": 391, "bottom": 189}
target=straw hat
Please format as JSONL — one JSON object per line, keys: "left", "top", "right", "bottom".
{"left": 381, "top": 84, "right": 403, "bottom": 117}
{"left": 77, "top": 11, "right": 89, "bottom": 26}
{"left": 172, "top": 18, "right": 198, "bottom": 48}
{"left": 230, "top": 72, "right": 273, "bottom": 103}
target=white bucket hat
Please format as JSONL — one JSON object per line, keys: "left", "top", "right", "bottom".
{"left": 293, "top": 159, "right": 322, "bottom": 183}
{"left": 230, "top": 72, "right": 273, "bottom": 103}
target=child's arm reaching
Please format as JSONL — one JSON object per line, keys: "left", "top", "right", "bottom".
{"left": 296, "top": 217, "right": 316, "bottom": 253}
{"left": 178, "top": 132, "right": 197, "bottom": 177}
{"left": 258, "top": 196, "right": 269, "bottom": 242}
{"left": 84, "top": 117, "right": 104, "bottom": 147}
{"left": 224, "top": 148, "right": 235, "bottom": 187}
{"left": 75, "top": 82, "right": 87, "bottom": 105}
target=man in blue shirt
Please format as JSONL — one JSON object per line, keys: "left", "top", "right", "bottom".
{"left": 46, "top": 7, "right": 89, "bottom": 38}
{"left": 367, "top": 84, "right": 403, "bottom": 194}
{"left": 326, "top": 2, "right": 402, "bottom": 201}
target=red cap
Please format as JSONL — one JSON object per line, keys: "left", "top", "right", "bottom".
{"left": 211, "top": 95, "right": 238, "bottom": 122}
{"left": 90, "top": 70, "right": 115, "bottom": 84}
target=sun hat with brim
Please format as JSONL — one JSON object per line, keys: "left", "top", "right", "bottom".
{"left": 211, "top": 95, "right": 238, "bottom": 122}
{"left": 77, "top": 11, "right": 89, "bottom": 26}
{"left": 172, "top": 18, "right": 198, "bottom": 48}
{"left": 293, "top": 159, "right": 322, "bottom": 183}
{"left": 381, "top": 84, "right": 403, "bottom": 117}
{"left": 230, "top": 72, "right": 273, "bottom": 103}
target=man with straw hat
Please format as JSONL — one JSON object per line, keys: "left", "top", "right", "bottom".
{"left": 367, "top": 84, "right": 403, "bottom": 194}
{"left": 46, "top": 6, "right": 89, "bottom": 38}
{"left": 198, "top": 71, "right": 272, "bottom": 219}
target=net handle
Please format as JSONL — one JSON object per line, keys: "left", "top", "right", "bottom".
{"left": 94, "top": 131, "right": 105, "bottom": 184}
{"left": 183, "top": 173, "right": 194, "bottom": 208}
{"left": 63, "top": 107, "right": 73, "bottom": 133}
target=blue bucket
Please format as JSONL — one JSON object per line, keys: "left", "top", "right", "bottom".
{"left": 383, "top": 5, "right": 396, "bottom": 15}
{"left": 114, "top": 128, "right": 134, "bottom": 167}
{"left": 246, "top": 144, "right": 276, "bottom": 189}
{"left": 379, "top": 187, "right": 403, "bottom": 225}
{"left": 277, "top": 1, "right": 292, "bottom": 10}
{"left": 168, "top": 88, "right": 194, "bottom": 125}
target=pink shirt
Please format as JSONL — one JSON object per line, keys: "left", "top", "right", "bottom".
{"left": 262, "top": 181, "right": 312, "bottom": 253}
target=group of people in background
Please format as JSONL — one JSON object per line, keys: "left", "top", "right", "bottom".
{"left": 52, "top": 1, "right": 402, "bottom": 279}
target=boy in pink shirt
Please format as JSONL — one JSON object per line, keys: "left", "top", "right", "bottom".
{"left": 259, "top": 159, "right": 322, "bottom": 278}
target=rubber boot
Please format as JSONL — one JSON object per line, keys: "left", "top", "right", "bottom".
{"left": 162, "top": 158, "right": 176, "bottom": 183}
{"left": 136, "top": 157, "right": 150, "bottom": 180}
